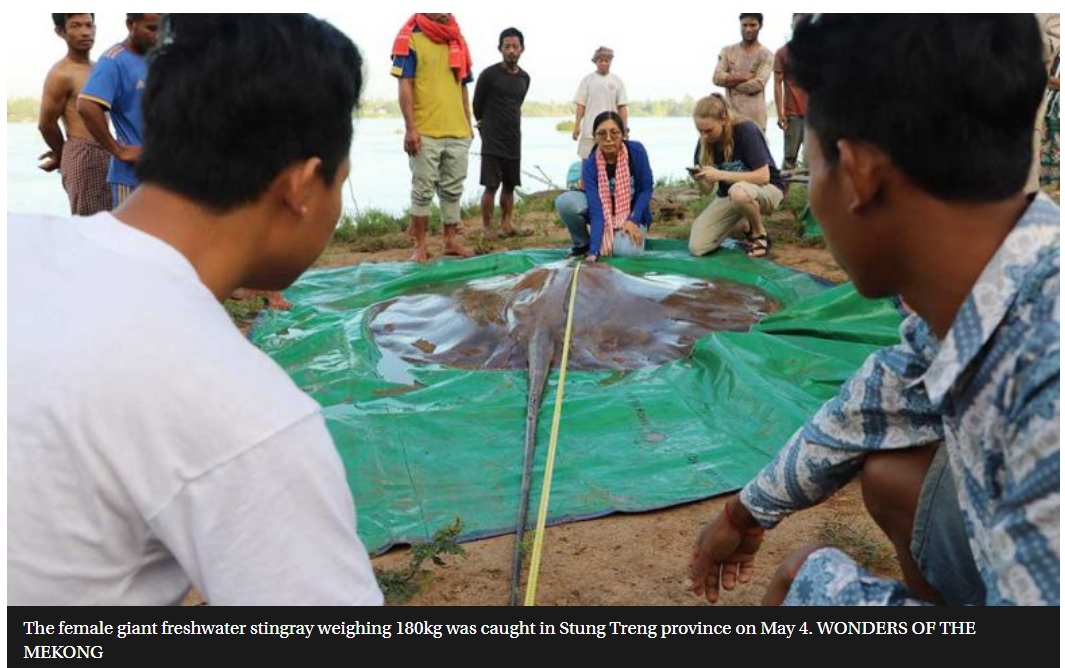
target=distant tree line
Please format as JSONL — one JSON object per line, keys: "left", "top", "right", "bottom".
{"left": 359, "top": 96, "right": 704, "bottom": 118}
{"left": 8, "top": 98, "right": 39, "bottom": 123}
{"left": 8, "top": 96, "right": 711, "bottom": 123}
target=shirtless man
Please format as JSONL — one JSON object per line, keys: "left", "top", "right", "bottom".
{"left": 38, "top": 13, "right": 110, "bottom": 216}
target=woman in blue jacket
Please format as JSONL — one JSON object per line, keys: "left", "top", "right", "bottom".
{"left": 554, "top": 111, "right": 654, "bottom": 261}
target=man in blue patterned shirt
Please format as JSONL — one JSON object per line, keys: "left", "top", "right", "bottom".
{"left": 688, "top": 14, "right": 1059, "bottom": 606}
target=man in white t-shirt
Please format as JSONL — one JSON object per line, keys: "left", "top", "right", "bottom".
{"left": 572, "top": 46, "right": 629, "bottom": 159}
{"left": 8, "top": 14, "right": 383, "bottom": 606}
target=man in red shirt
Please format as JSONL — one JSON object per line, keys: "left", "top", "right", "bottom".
{"left": 773, "top": 14, "right": 809, "bottom": 172}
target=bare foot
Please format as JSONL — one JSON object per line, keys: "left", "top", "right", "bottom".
{"left": 410, "top": 246, "right": 431, "bottom": 262}
{"left": 233, "top": 288, "right": 291, "bottom": 310}
{"left": 264, "top": 291, "right": 292, "bottom": 310}
{"left": 443, "top": 241, "right": 474, "bottom": 258}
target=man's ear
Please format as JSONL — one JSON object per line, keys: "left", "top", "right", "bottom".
{"left": 278, "top": 157, "right": 323, "bottom": 219}
{"left": 836, "top": 138, "right": 888, "bottom": 215}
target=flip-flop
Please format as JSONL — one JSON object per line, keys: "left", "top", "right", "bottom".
{"left": 746, "top": 234, "right": 771, "bottom": 258}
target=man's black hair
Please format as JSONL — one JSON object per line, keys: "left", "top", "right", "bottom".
{"left": 739, "top": 13, "right": 763, "bottom": 25}
{"left": 135, "top": 14, "right": 364, "bottom": 211}
{"left": 499, "top": 26, "right": 524, "bottom": 49}
{"left": 52, "top": 14, "right": 93, "bottom": 30}
{"left": 789, "top": 14, "right": 1045, "bottom": 201}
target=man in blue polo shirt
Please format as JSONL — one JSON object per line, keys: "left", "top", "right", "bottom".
{"left": 78, "top": 13, "right": 160, "bottom": 209}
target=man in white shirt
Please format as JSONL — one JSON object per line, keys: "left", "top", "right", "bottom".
{"left": 8, "top": 14, "right": 383, "bottom": 606}
{"left": 713, "top": 13, "right": 775, "bottom": 132}
{"left": 572, "top": 46, "right": 629, "bottom": 159}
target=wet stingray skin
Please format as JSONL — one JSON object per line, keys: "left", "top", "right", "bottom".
{"left": 369, "top": 260, "right": 777, "bottom": 374}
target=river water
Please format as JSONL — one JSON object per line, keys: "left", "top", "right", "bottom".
{"left": 7, "top": 117, "right": 784, "bottom": 219}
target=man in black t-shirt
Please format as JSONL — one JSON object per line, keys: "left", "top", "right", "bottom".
{"left": 472, "top": 27, "right": 531, "bottom": 238}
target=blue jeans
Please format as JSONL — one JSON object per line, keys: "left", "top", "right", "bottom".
{"left": 555, "top": 190, "right": 590, "bottom": 251}
{"left": 911, "top": 445, "right": 986, "bottom": 605}
{"left": 554, "top": 190, "right": 645, "bottom": 256}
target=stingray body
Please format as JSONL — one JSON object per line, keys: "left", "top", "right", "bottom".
{"left": 370, "top": 260, "right": 777, "bottom": 373}
{"left": 368, "top": 260, "right": 776, "bottom": 603}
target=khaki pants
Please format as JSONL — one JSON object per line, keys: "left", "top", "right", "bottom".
{"left": 409, "top": 135, "right": 471, "bottom": 222}
{"left": 689, "top": 182, "right": 783, "bottom": 256}
{"left": 783, "top": 116, "right": 805, "bottom": 171}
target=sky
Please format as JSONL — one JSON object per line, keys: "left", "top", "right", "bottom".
{"left": 5, "top": 9, "right": 800, "bottom": 104}
{"left": 8, "top": 7, "right": 1036, "bottom": 104}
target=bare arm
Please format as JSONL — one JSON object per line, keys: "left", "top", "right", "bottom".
{"left": 398, "top": 77, "right": 420, "bottom": 156}
{"left": 471, "top": 75, "right": 485, "bottom": 125}
{"left": 572, "top": 103, "right": 586, "bottom": 141}
{"left": 77, "top": 97, "right": 139, "bottom": 163}
{"left": 773, "top": 68, "right": 786, "bottom": 130}
{"left": 618, "top": 104, "right": 629, "bottom": 136}
{"left": 76, "top": 98, "right": 114, "bottom": 152}
{"left": 37, "top": 70, "right": 68, "bottom": 172}
{"left": 694, "top": 163, "right": 770, "bottom": 187}
{"left": 736, "top": 53, "right": 773, "bottom": 94}
{"left": 712, "top": 49, "right": 731, "bottom": 87}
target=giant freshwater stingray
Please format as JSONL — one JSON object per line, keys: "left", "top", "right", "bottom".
{"left": 368, "top": 260, "right": 777, "bottom": 603}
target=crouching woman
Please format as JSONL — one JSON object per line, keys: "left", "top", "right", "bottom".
{"left": 689, "top": 93, "right": 785, "bottom": 258}
{"left": 554, "top": 111, "right": 654, "bottom": 261}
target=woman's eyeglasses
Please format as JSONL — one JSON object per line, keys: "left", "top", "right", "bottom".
{"left": 595, "top": 129, "right": 623, "bottom": 140}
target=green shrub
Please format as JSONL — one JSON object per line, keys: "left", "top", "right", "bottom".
{"left": 373, "top": 517, "right": 466, "bottom": 604}
{"left": 332, "top": 209, "right": 405, "bottom": 242}
{"left": 781, "top": 183, "right": 808, "bottom": 217}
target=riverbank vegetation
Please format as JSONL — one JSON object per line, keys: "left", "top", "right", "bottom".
{"left": 9, "top": 95, "right": 731, "bottom": 123}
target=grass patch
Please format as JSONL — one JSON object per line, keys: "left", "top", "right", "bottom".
{"left": 817, "top": 518, "right": 895, "bottom": 573}
{"left": 650, "top": 218, "right": 691, "bottom": 241}
{"left": 654, "top": 174, "right": 694, "bottom": 189}
{"left": 459, "top": 198, "right": 482, "bottom": 221}
{"left": 781, "top": 183, "right": 808, "bottom": 218}
{"left": 685, "top": 192, "right": 716, "bottom": 216}
{"left": 515, "top": 188, "right": 559, "bottom": 214}
{"left": 333, "top": 209, "right": 405, "bottom": 242}
{"left": 223, "top": 296, "right": 265, "bottom": 332}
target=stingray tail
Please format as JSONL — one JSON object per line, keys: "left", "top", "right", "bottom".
{"left": 508, "top": 325, "right": 554, "bottom": 606}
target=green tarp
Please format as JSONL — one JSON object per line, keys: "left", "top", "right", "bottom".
{"left": 251, "top": 239, "right": 901, "bottom": 555}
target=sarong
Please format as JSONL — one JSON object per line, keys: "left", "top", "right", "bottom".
{"left": 61, "top": 137, "right": 111, "bottom": 215}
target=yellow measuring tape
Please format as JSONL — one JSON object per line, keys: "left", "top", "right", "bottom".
{"left": 523, "top": 260, "right": 581, "bottom": 606}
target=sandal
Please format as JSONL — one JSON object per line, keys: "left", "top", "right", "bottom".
{"left": 746, "top": 234, "right": 771, "bottom": 258}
